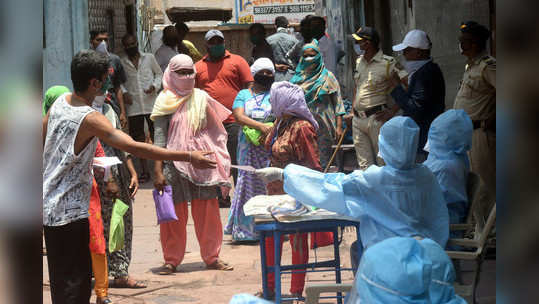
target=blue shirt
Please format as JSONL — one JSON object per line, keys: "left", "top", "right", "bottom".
{"left": 232, "top": 89, "right": 272, "bottom": 121}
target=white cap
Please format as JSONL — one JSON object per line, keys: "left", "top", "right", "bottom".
{"left": 204, "top": 29, "right": 224, "bottom": 42}
{"left": 392, "top": 30, "right": 431, "bottom": 52}
{"left": 250, "top": 57, "right": 275, "bottom": 76}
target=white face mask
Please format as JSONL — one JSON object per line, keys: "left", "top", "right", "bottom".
{"left": 354, "top": 44, "right": 365, "bottom": 56}
{"left": 92, "top": 95, "right": 106, "bottom": 111}
{"left": 402, "top": 59, "right": 429, "bottom": 74}
{"left": 303, "top": 56, "right": 316, "bottom": 62}
{"left": 96, "top": 41, "right": 109, "bottom": 55}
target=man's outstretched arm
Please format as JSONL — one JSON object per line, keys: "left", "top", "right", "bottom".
{"left": 82, "top": 112, "right": 216, "bottom": 168}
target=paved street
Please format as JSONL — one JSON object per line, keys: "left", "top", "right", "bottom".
{"left": 43, "top": 181, "right": 357, "bottom": 304}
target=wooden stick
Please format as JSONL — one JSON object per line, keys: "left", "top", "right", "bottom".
{"left": 324, "top": 125, "right": 349, "bottom": 173}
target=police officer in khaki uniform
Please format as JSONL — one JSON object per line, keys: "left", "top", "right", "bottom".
{"left": 453, "top": 21, "right": 496, "bottom": 196}
{"left": 347, "top": 27, "right": 408, "bottom": 170}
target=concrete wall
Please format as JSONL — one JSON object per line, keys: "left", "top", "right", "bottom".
{"left": 44, "top": 0, "right": 90, "bottom": 92}
{"left": 387, "top": 0, "right": 491, "bottom": 108}
{"left": 151, "top": 24, "right": 276, "bottom": 63}
{"left": 150, "top": 0, "right": 236, "bottom": 26}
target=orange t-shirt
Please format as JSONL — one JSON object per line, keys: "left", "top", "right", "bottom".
{"left": 195, "top": 51, "right": 254, "bottom": 123}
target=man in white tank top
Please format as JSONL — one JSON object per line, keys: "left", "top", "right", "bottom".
{"left": 42, "top": 50, "right": 218, "bottom": 304}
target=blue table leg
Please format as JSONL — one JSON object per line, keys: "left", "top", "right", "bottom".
{"left": 333, "top": 227, "right": 343, "bottom": 304}
{"left": 259, "top": 231, "right": 269, "bottom": 299}
{"left": 274, "top": 230, "right": 282, "bottom": 304}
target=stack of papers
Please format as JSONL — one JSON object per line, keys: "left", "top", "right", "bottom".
{"left": 244, "top": 194, "right": 359, "bottom": 223}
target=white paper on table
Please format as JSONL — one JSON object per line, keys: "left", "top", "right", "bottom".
{"left": 243, "top": 194, "right": 296, "bottom": 216}
{"left": 93, "top": 157, "right": 122, "bottom": 181}
{"left": 243, "top": 194, "right": 361, "bottom": 223}
{"left": 231, "top": 165, "right": 256, "bottom": 172}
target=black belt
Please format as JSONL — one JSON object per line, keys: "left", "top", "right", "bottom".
{"left": 354, "top": 104, "right": 386, "bottom": 118}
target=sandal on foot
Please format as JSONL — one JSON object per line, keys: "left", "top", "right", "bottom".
{"left": 96, "top": 297, "right": 113, "bottom": 304}
{"left": 110, "top": 276, "right": 147, "bottom": 288}
{"left": 206, "top": 259, "right": 234, "bottom": 271}
{"left": 158, "top": 263, "right": 175, "bottom": 275}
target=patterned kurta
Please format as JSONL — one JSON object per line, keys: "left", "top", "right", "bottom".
{"left": 265, "top": 117, "right": 323, "bottom": 189}
{"left": 225, "top": 90, "right": 272, "bottom": 241}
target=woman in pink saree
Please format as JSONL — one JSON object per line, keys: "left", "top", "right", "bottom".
{"left": 151, "top": 54, "right": 233, "bottom": 274}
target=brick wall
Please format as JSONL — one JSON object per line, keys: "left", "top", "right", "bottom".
{"left": 89, "top": 0, "right": 137, "bottom": 54}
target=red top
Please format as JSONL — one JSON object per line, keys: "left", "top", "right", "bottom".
{"left": 195, "top": 51, "right": 254, "bottom": 123}
{"left": 89, "top": 140, "right": 106, "bottom": 254}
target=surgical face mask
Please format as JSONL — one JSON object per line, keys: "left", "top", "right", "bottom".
{"left": 303, "top": 56, "right": 316, "bottom": 62}
{"left": 403, "top": 58, "right": 430, "bottom": 74}
{"left": 354, "top": 44, "right": 365, "bottom": 56}
{"left": 92, "top": 95, "right": 106, "bottom": 111}
{"left": 209, "top": 44, "right": 226, "bottom": 58}
{"left": 125, "top": 46, "right": 138, "bottom": 57}
{"left": 96, "top": 41, "right": 109, "bottom": 55}
{"left": 254, "top": 73, "right": 275, "bottom": 89}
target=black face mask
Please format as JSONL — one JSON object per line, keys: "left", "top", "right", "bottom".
{"left": 125, "top": 46, "right": 138, "bottom": 57}
{"left": 254, "top": 74, "right": 275, "bottom": 89}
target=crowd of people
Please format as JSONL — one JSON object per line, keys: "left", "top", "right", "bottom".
{"left": 42, "top": 14, "right": 495, "bottom": 304}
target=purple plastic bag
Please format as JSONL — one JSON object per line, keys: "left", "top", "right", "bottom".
{"left": 152, "top": 186, "right": 178, "bottom": 224}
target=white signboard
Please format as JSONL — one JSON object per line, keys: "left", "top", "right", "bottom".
{"left": 236, "top": 0, "right": 315, "bottom": 24}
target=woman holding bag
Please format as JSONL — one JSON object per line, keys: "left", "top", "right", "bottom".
{"left": 225, "top": 57, "right": 275, "bottom": 242}
{"left": 152, "top": 54, "right": 234, "bottom": 274}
